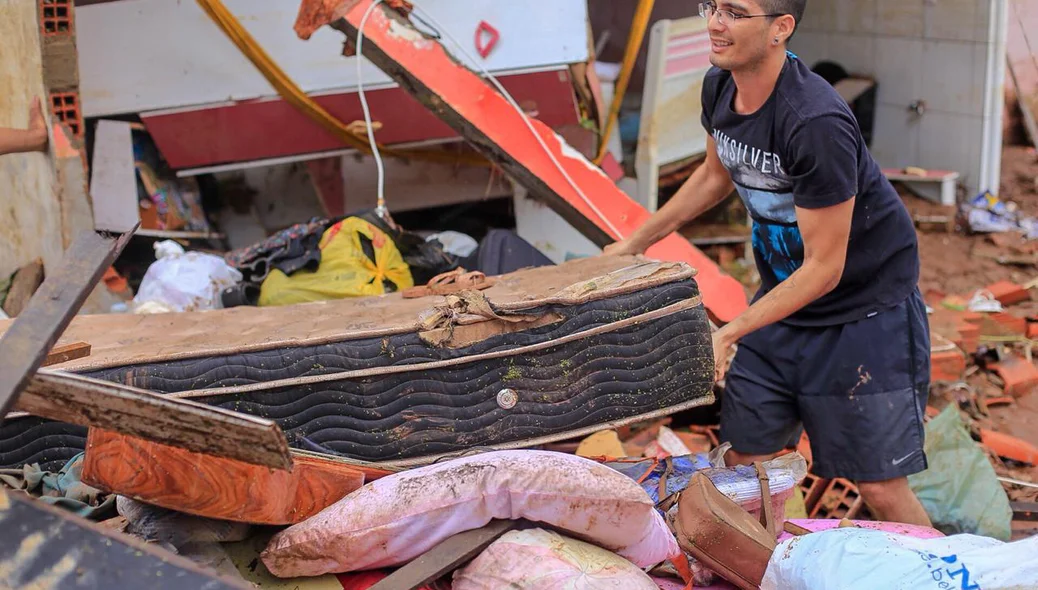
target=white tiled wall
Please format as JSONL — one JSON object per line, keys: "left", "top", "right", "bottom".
{"left": 791, "top": 0, "right": 1000, "bottom": 194}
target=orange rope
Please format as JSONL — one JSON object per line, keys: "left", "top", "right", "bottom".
{"left": 195, "top": 0, "right": 488, "bottom": 167}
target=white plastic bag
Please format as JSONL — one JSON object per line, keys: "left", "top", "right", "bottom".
{"left": 426, "top": 230, "right": 478, "bottom": 257}
{"left": 761, "top": 527, "right": 1038, "bottom": 590}
{"left": 452, "top": 528, "right": 658, "bottom": 590}
{"left": 132, "top": 240, "right": 242, "bottom": 313}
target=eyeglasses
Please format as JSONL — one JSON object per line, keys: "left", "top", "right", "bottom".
{"left": 698, "top": 2, "right": 786, "bottom": 26}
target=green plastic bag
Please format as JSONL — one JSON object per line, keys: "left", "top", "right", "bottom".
{"left": 907, "top": 405, "right": 1012, "bottom": 540}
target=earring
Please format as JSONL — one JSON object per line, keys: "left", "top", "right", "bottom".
{"left": 774, "top": 37, "right": 780, "bottom": 44}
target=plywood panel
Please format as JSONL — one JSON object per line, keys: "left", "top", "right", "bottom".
{"left": 0, "top": 0, "right": 62, "bottom": 280}
{"left": 77, "top": 0, "right": 591, "bottom": 117}
{"left": 0, "top": 1, "right": 113, "bottom": 315}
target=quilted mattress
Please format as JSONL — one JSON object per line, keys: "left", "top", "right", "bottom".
{"left": 0, "top": 256, "right": 714, "bottom": 470}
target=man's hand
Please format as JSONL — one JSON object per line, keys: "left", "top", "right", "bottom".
{"left": 27, "top": 97, "right": 48, "bottom": 150}
{"left": 0, "top": 97, "right": 49, "bottom": 156}
{"left": 602, "top": 238, "right": 645, "bottom": 257}
{"left": 712, "top": 326, "right": 736, "bottom": 382}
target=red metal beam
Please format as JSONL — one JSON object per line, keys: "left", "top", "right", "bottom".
{"left": 294, "top": 0, "right": 748, "bottom": 323}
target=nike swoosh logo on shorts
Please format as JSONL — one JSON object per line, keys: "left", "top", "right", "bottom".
{"left": 892, "top": 452, "right": 917, "bottom": 466}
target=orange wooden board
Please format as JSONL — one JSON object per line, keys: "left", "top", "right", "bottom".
{"left": 82, "top": 429, "right": 390, "bottom": 525}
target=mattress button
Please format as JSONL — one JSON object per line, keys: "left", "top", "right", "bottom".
{"left": 497, "top": 388, "right": 518, "bottom": 409}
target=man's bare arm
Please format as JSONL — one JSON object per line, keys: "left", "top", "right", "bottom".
{"left": 604, "top": 136, "right": 734, "bottom": 255}
{"left": 712, "top": 197, "right": 855, "bottom": 378}
{"left": 0, "top": 98, "right": 48, "bottom": 156}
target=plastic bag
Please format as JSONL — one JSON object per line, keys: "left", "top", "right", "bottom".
{"left": 360, "top": 210, "right": 458, "bottom": 286}
{"left": 907, "top": 405, "right": 1013, "bottom": 540}
{"left": 133, "top": 240, "right": 242, "bottom": 313}
{"left": 761, "top": 527, "right": 1038, "bottom": 590}
{"left": 262, "top": 450, "right": 679, "bottom": 578}
{"left": 258, "top": 217, "right": 413, "bottom": 306}
{"left": 603, "top": 447, "right": 807, "bottom": 524}
{"left": 426, "top": 230, "right": 478, "bottom": 258}
{"left": 452, "top": 528, "right": 659, "bottom": 590}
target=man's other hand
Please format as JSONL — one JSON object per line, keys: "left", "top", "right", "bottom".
{"left": 712, "top": 327, "right": 736, "bottom": 383}
{"left": 27, "top": 97, "right": 48, "bottom": 151}
{"left": 602, "top": 239, "right": 644, "bottom": 257}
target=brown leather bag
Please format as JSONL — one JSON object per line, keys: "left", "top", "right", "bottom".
{"left": 671, "top": 462, "right": 777, "bottom": 590}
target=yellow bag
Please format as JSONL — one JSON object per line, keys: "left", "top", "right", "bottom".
{"left": 258, "top": 217, "right": 414, "bottom": 306}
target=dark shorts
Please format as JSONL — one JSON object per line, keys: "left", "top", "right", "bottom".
{"left": 720, "top": 289, "right": 931, "bottom": 482}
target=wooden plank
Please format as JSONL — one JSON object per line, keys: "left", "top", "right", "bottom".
{"left": 11, "top": 370, "right": 293, "bottom": 471}
{"left": 82, "top": 428, "right": 390, "bottom": 524}
{"left": 368, "top": 520, "right": 521, "bottom": 590}
{"left": 89, "top": 120, "right": 140, "bottom": 233}
{"left": 0, "top": 489, "right": 252, "bottom": 589}
{"left": 1, "top": 257, "right": 44, "bottom": 318}
{"left": 0, "top": 228, "right": 134, "bottom": 417}
{"left": 298, "top": 1, "right": 748, "bottom": 324}
{"left": 41, "top": 341, "right": 91, "bottom": 366}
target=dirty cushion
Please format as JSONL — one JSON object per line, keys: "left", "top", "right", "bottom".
{"left": 261, "top": 450, "right": 680, "bottom": 577}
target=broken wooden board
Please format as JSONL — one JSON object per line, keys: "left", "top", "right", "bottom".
{"left": 293, "top": 0, "right": 748, "bottom": 325}
{"left": 41, "top": 341, "right": 91, "bottom": 367}
{"left": 1, "top": 257, "right": 45, "bottom": 318}
{"left": 0, "top": 489, "right": 252, "bottom": 589}
{"left": 10, "top": 370, "right": 292, "bottom": 471}
{"left": 368, "top": 520, "right": 522, "bottom": 590}
{"left": 0, "top": 1, "right": 116, "bottom": 315}
{"left": 0, "top": 228, "right": 134, "bottom": 417}
{"left": 89, "top": 120, "right": 140, "bottom": 233}
{"left": 82, "top": 429, "right": 392, "bottom": 524}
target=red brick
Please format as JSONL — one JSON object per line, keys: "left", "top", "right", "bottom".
{"left": 956, "top": 322, "right": 981, "bottom": 354}
{"left": 49, "top": 91, "right": 82, "bottom": 138}
{"left": 991, "top": 312, "right": 1028, "bottom": 336}
{"left": 991, "top": 355, "right": 1038, "bottom": 398}
{"left": 808, "top": 478, "right": 869, "bottom": 520}
{"left": 961, "top": 311, "right": 984, "bottom": 324}
{"left": 980, "top": 429, "right": 1038, "bottom": 464}
{"left": 987, "top": 280, "right": 1031, "bottom": 306}
{"left": 932, "top": 349, "right": 967, "bottom": 382}
{"left": 39, "top": 0, "right": 74, "bottom": 37}
{"left": 1028, "top": 322, "right": 1038, "bottom": 339}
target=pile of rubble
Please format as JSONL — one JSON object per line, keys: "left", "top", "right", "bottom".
{"left": 925, "top": 278, "right": 1038, "bottom": 539}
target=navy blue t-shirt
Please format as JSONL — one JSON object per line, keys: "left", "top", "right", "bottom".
{"left": 701, "top": 55, "right": 919, "bottom": 326}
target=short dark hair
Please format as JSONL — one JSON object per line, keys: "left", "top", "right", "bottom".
{"left": 759, "top": 0, "right": 806, "bottom": 40}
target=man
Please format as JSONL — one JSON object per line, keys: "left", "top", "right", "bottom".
{"left": 604, "top": 0, "right": 932, "bottom": 526}
{"left": 0, "top": 97, "right": 49, "bottom": 156}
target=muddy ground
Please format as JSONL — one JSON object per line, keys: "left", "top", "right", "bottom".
{"left": 913, "top": 146, "right": 1038, "bottom": 299}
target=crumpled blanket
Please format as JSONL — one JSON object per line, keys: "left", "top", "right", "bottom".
{"left": 0, "top": 452, "right": 115, "bottom": 520}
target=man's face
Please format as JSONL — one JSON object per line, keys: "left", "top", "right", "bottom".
{"left": 707, "top": 0, "right": 774, "bottom": 72}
